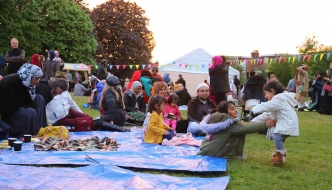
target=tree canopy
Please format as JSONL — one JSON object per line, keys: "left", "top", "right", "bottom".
{"left": 90, "top": 0, "right": 155, "bottom": 66}
{"left": 0, "top": 0, "right": 97, "bottom": 65}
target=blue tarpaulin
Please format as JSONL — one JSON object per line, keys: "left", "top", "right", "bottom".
{"left": 0, "top": 130, "right": 227, "bottom": 173}
{"left": 0, "top": 164, "right": 230, "bottom": 189}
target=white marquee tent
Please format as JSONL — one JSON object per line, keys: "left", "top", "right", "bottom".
{"left": 159, "top": 47, "right": 240, "bottom": 95}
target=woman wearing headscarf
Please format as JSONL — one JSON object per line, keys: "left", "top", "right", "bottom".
{"left": 124, "top": 81, "right": 147, "bottom": 125}
{"left": 209, "top": 56, "right": 231, "bottom": 105}
{"left": 94, "top": 76, "right": 130, "bottom": 132}
{"left": 30, "top": 54, "right": 41, "bottom": 68}
{"left": 0, "top": 64, "right": 47, "bottom": 137}
{"left": 42, "top": 50, "right": 60, "bottom": 78}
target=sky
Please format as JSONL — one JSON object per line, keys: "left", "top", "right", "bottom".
{"left": 84, "top": 0, "right": 332, "bottom": 64}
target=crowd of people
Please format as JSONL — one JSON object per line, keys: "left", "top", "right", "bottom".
{"left": 1, "top": 38, "right": 332, "bottom": 166}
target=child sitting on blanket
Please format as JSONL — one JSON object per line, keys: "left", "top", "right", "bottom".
{"left": 251, "top": 81, "right": 299, "bottom": 166}
{"left": 144, "top": 95, "right": 174, "bottom": 144}
{"left": 163, "top": 94, "right": 181, "bottom": 130}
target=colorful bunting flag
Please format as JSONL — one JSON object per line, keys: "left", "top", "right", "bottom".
{"left": 109, "top": 65, "right": 113, "bottom": 70}
{"left": 148, "top": 64, "right": 151, "bottom": 69}
{"left": 307, "top": 55, "right": 312, "bottom": 61}
{"left": 116, "top": 65, "right": 120, "bottom": 70}
{"left": 302, "top": 55, "right": 307, "bottom": 62}
{"left": 287, "top": 57, "right": 291, "bottom": 63}
{"left": 278, "top": 57, "right": 282, "bottom": 63}
{"left": 136, "top": 65, "right": 139, "bottom": 69}
{"left": 179, "top": 63, "right": 182, "bottom": 68}
{"left": 320, "top": 54, "right": 324, "bottom": 61}
{"left": 292, "top": 57, "right": 295, "bottom": 63}
{"left": 297, "top": 55, "right": 301, "bottom": 63}
{"left": 273, "top": 58, "right": 276, "bottom": 64}
{"left": 129, "top": 65, "right": 133, "bottom": 69}
{"left": 185, "top": 64, "right": 188, "bottom": 68}
{"left": 122, "top": 65, "right": 126, "bottom": 69}
{"left": 195, "top": 65, "right": 199, "bottom": 69}
{"left": 313, "top": 54, "right": 318, "bottom": 61}
{"left": 189, "top": 65, "right": 192, "bottom": 69}
{"left": 172, "top": 62, "right": 176, "bottom": 64}
{"left": 283, "top": 57, "right": 286, "bottom": 63}
{"left": 142, "top": 64, "right": 146, "bottom": 68}
{"left": 269, "top": 58, "right": 273, "bottom": 64}
{"left": 327, "top": 53, "right": 330, "bottom": 60}
{"left": 208, "top": 63, "right": 212, "bottom": 67}
{"left": 202, "top": 64, "right": 205, "bottom": 69}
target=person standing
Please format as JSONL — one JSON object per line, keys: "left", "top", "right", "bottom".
{"left": 233, "top": 75, "right": 240, "bottom": 96}
{"left": 5, "top": 38, "right": 25, "bottom": 75}
{"left": 97, "top": 59, "right": 108, "bottom": 80}
{"left": 54, "top": 50, "right": 65, "bottom": 71}
{"left": 209, "top": 56, "right": 230, "bottom": 105}
{"left": 295, "top": 64, "right": 309, "bottom": 111}
{"left": 0, "top": 54, "right": 5, "bottom": 77}
{"left": 287, "top": 76, "right": 296, "bottom": 93}
{"left": 42, "top": 50, "right": 60, "bottom": 78}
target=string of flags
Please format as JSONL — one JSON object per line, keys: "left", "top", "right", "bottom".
{"left": 158, "top": 52, "right": 332, "bottom": 70}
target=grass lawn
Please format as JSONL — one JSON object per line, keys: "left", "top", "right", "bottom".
{"left": 73, "top": 93, "right": 332, "bottom": 189}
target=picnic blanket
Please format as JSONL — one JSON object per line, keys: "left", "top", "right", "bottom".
{"left": 162, "top": 133, "right": 202, "bottom": 147}
{"left": 0, "top": 164, "right": 230, "bottom": 189}
{"left": 34, "top": 136, "right": 119, "bottom": 151}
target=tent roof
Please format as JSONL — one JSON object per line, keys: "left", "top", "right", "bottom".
{"left": 63, "top": 63, "right": 91, "bottom": 72}
{"left": 159, "top": 47, "right": 240, "bottom": 77}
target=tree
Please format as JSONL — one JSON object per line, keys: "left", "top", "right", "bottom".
{"left": 231, "top": 64, "right": 246, "bottom": 85}
{"left": 90, "top": 0, "right": 155, "bottom": 76}
{"left": 296, "top": 34, "right": 319, "bottom": 54}
{"left": 37, "top": 0, "right": 97, "bottom": 64}
{"left": 0, "top": 0, "right": 97, "bottom": 67}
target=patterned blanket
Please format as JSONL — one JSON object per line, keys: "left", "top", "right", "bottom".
{"left": 34, "top": 136, "right": 119, "bottom": 151}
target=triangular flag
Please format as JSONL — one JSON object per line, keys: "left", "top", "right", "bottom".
{"left": 307, "top": 55, "right": 312, "bottom": 61}
{"left": 179, "top": 63, "right": 182, "bottom": 68}
{"left": 327, "top": 53, "right": 330, "bottom": 60}
{"left": 238, "top": 60, "right": 241, "bottom": 64}
{"left": 202, "top": 64, "right": 205, "bottom": 69}
{"left": 122, "top": 65, "right": 126, "bottom": 69}
{"left": 172, "top": 62, "right": 176, "bottom": 64}
{"left": 208, "top": 63, "right": 212, "bottom": 67}
{"left": 148, "top": 64, "right": 151, "bottom": 69}
{"left": 320, "top": 53, "right": 324, "bottom": 61}
{"left": 250, "top": 60, "right": 253, "bottom": 65}
{"left": 260, "top": 59, "right": 263, "bottom": 64}
{"left": 313, "top": 54, "right": 318, "bottom": 61}
{"left": 292, "top": 57, "right": 296, "bottom": 63}
{"left": 283, "top": 57, "right": 286, "bottom": 63}
{"left": 109, "top": 65, "right": 113, "bottom": 69}
{"left": 185, "top": 64, "right": 188, "bottom": 68}
{"left": 189, "top": 65, "right": 192, "bottom": 69}
{"left": 278, "top": 57, "right": 282, "bottom": 63}
{"left": 269, "top": 58, "right": 273, "bottom": 64}
{"left": 129, "top": 65, "right": 133, "bottom": 69}
{"left": 253, "top": 59, "right": 256, "bottom": 65}
{"left": 287, "top": 57, "right": 291, "bottom": 63}
{"left": 167, "top": 63, "right": 171, "bottom": 66}
{"left": 302, "top": 55, "right": 307, "bottom": 62}
{"left": 195, "top": 65, "right": 199, "bottom": 69}
{"left": 142, "top": 64, "right": 146, "bottom": 68}
{"left": 297, "top": 55, "right": 301, "bottom": 62}
{"left": 136, "top": 65, "right": 139, "bottom": 69}
{"left": 116, "top": 65, "right": 120, "bottom": 70}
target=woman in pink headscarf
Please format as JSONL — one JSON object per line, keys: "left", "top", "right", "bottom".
{"left": 209, "top": 56, "right": 230, "bottom": 105}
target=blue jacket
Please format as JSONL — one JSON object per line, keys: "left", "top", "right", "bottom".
{"left": 0, "top": 55, "right": 5, "bottom": 76}
{"left": 96, "top": 82, "right": 105, "bottom": 106}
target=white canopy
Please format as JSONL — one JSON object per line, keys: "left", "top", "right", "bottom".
{"left": 159, "top": 47, "right": 240, "bottom": 95}
{"left": 63, "top": 63, "right": 91, "bottom": 73}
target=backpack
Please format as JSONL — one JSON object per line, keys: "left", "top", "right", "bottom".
{"left": 163, "top": 73, "right": 171, "bottom": 83}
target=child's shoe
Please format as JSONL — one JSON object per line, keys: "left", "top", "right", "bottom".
{"left": 269, "top": 149, "right": 286, "bottom": 166}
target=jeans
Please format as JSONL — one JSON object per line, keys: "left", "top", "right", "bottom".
{"left": 164, "top": 119, "right": 177, "bottom": 130}
{"left": 273, "top": 133, "right": 288, "bottom": 150}
{"left": 162, "top": 129, "right": 174, "bottom": 140}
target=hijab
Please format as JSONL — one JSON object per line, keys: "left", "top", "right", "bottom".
{"left": 17, "top": 63, "right": 43, "bottom": 100}
{"left": 211, "top": 56, "right": 223, "bottom": 69}
{"left": 130, "top": 81, "right": 143, "bottom": 97}
{"left": 48, "top": 50, "right": 56, "bottom": 62}
{"left": 30, "top": 54, "right": 41, "bottom": 68}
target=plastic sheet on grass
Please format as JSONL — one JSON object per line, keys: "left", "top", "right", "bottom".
{"left": 0, "top": 130, "right": 226, "bottom": 173}
{"left": 0, "top": 164, "right": 230, "bottom": 190}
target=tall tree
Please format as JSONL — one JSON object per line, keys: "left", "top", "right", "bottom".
{"left": 90, "top": 0, "right": 155, "bottom": 66}
{"left": 296, "top": 34, "right": 319, "bottom": 54}
{"left": 37, "top": 0, "right": 97, "bottom": 63}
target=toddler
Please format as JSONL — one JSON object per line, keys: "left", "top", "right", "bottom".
{"left": 163, "top": 94, "right": 181, "bottom": 130}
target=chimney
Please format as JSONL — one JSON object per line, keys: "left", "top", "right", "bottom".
{"left": 251, "top": 50, "right": 259, "bottom": 58}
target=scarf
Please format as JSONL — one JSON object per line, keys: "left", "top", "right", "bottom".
{"left": 48, "top": 50, "right": 56, "bottom": 62}
{"left": 211, "top": 56, "right": 223, "bottom": 69}
{"left": 30, "top": 54, "right": 40, "bottom": 68}
{"left": 17, "top": 63, "right": 43, "bottom": 100}
{"left": 130, "top": 81, "right": 143, "bottom": 95}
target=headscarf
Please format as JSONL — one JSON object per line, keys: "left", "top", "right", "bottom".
{"left": 30, "top": 54, "right": 41, "bottom": 68}
{"left": 130, "top": 81, "right": 143, "bottom": 96}
{"left": 17, "top": 63, "right": 43, "bottom": 100}
{"left": 48, "top": 50, "right": 56, "bottom": 61}
{"left": 51, "top": 79, "right": 68, "bottom": 96}
{"left": 211, "top": 56, "right": 223, "bottom": 69}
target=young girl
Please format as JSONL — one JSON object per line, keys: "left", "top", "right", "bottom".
{"left": 252, "top": 80, "right": 299, "bottom": 165}
{"left": 163, "top": 94, "right": 181, "bottom": 130}
{"left": 144, "top": 95, "right": 174, "bottom": 144}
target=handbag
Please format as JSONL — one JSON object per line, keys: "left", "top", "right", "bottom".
{"left": 72, "top": 117, "right": 94, "bottom": 132}
{"left": 36, "top": 126, "right": 69, "bottom": 140}
{"left": 324, "top": 84, "right": 332, "bottom": 92}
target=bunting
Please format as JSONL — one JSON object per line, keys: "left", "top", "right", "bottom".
{"left": 116, "top": 65, "right": 120, "bottom": 70}
{"left": 129, "top": 65, "right": 133, "bottom": 69}
{"left": 135, "top": 65, "right": 139, "bottom": 69}
{"left": 122, "top": 65, "right": 126, "bottom": 69}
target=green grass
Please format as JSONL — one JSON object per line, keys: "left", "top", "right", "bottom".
{"left": 72, "top": 93, "right": 332, "bottom": 189}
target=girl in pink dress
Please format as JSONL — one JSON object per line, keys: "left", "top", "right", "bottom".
{"left": 163, "top": 94, "right": 182, "bottom": 130}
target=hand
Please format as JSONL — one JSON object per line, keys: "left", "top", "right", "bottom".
{"left": 6, "top": 63, "right": 8, "bottom": 67}
{"left": 163, "top": 130, "right": 170, "bottom": 135}
{"left": 265, "top": 119, "right": 276, "bottom": 127}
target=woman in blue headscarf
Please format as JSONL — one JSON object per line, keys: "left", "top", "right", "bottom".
{"left": 42, "top": 50, "right": 60, "bottom": 78}
{"left": 0, "top": 63, "right": 47, "bottom": 137}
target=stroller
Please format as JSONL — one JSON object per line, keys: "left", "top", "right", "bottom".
{"left": 240, "top": 76, "right": 267, "bottom": 123}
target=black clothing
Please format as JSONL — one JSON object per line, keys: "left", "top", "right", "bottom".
{"left": 176, "top": 89, "right": 191, "bottom": 106}
{"left": 97, "top": 64, "right": 107, "bottom": 80}
{"left": 124, "top": 91, "right": 146, "bottom": 112}
{"left": 36, "top": 77, "right": 53, "bottom": 105}
{"left": 6, "top": 48, "right": 24, "bottom": 74}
